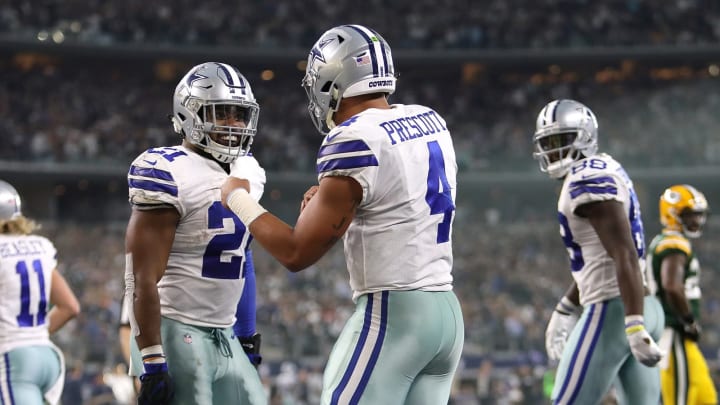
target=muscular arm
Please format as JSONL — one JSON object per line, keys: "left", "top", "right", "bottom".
{"left": 224, "top": 176, "right": 362, "bottom": 272}
{"left": 125, "top": 208, "right": 179, "bottom": 350}
{"left": 660, "top": 252, "right": 693, "bottom": 318}
{"left": 47, "top": 269, "right": 81, "bottom": 334}
{"left": 576, "top": 200, "right": 644, "bottom": 316}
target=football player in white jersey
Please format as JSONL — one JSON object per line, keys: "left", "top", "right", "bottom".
{"left": 0, "top": 180, "right": 80, "bottom": 405}
{"left": 534, "top": 99, "right": 664, "bottom": 404}
{"left": 220, "top": 24, "right": 464, "bottom": 405}
{"left": 124, "top": 62, "right": 267, "bottom": 405}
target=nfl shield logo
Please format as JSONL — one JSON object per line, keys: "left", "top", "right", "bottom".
{"left": 183, "top": 334, "right": 192, "bottom": 344}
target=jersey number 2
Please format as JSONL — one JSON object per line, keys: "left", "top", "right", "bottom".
{"left": 425, "top": 141, "right": 455, "bottom": 243}
{"left": 202, "top": 201, "right": 247, "bottom": 279}
{"left": 16, "top": 259, "right": 47, "bottom": 327}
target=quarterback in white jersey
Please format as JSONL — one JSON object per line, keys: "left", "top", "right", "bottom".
{"left": 534, "top": 99, "right": 664, "bottom": 405}
{"left": 0, "top": 180, "right": 80, "bottom": 405}
{"left": 125, "top": 62, "right": 266, "bottom": 405}
{"left": 222, "top": 25, "right": 464, "bottom": 405}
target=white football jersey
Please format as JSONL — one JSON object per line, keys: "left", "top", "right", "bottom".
{"left": 0, "top": 234, "right": 57, "bottom": 353}
{"left": 127, "top": 145, "right": 265, "bottom": 328}
{"left": 557, "top": 153, "right": 647, "bottom": 306}
{"left": 317, "top": 104, "right": 457, "bottom": 300}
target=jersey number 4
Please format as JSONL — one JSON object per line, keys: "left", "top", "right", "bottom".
{"left": 425, "top": 141, "right": 455, "bottom": 243}
{"left": 15, "top": 259, "right": 48, "bottom": 327}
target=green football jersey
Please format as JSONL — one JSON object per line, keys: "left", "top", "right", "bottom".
{"left": 646, "top": 231, "right": 701, "bottom": 330}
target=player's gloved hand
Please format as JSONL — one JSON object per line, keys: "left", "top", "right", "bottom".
{"left": 545, "top": 296, "right": 582, "bottom": 361}
{"left": 138, "top": 348, "right": 174, "bottom": 405}
{"left": 625, "top": 315, "right": 664, "bottom": 367}
{"left": 681, "top": 314, "right": 701, "bottom": 342}
{"left": 239, "top": 333, "right": 262, "bottom": 367}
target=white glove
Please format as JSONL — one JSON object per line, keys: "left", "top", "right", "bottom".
{"left": 545, "top": 296, "right": 582, "bottom": 361}
{"left": 625, "top": 315, "right": 664, "bottom": 367}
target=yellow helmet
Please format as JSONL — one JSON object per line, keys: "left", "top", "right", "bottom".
{"left": 659, "top": 184, "right": 709, "bottom": 238}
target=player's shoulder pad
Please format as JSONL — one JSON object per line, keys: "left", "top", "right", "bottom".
{"left": 128, "top": 148, "right": 180, "bottom": 208}
{"left": 317, "top": 118, "right": 378, "bottom": 173}
{"left": 656, "top": 234, "right": 692, "bottom": 256}
{"left": 564, "top": 154, "right": 624, "bottom": 201}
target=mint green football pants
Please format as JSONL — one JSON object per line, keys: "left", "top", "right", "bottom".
{"left": 321, "top": 290, "right": 464, "bottom": 405}
{"left": 130, "top": 316, "right": 266, "bottom": 405}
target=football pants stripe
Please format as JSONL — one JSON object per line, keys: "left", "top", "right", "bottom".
{"left": 0, "top": 353, "right": 15, "bottom": 405}
{"left": 331, "top": 292, "right": 388, "bottom": 405}
{"left": 555, "top": 301, "right": 607, "bottom": 404}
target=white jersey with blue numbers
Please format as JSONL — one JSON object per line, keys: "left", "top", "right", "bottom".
{"left": 128, "top": 145, "right": 265, "bottom": 328}
{"left": 557, "top": 153, "right": 646, "bottom": 306}
{"left": 0, "top": 234, "right": 57, "bottom": 354}
{"left": 317, "top": 104, "right": 457, "bottom": 300}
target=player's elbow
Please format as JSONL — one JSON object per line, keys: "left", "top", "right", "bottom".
{"left": 67, "top": 299, "right": 81, "bottom": 318}
{"left": 277, "top": 252, "right": 315, "bottom": 273}
{"left": 281, "top": 258, "right": 311, "bottom": 273}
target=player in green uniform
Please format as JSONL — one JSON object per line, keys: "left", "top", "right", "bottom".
{"left": 647, "top": 184, "right": 717, "bottom": 405}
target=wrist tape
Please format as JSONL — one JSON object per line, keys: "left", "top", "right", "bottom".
{"left": 141, "top": 344, "right": 166, "bottom": 364}
{"left": 624, "top": 315, "right": 645, "bottom": 334}
{"left": 226, "top": 188, "right": 267, "bottom": 225}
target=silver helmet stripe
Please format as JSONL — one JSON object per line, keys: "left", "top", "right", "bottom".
{"left": 346, "top": 24, "right": 385, "bottom": 77}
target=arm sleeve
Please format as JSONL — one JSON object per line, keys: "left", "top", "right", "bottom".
{"left": 233, "top": 247, "right": 257, "bottom": 337}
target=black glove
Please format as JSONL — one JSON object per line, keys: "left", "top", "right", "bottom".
{"left": 239, "top": 333, "right": 262, "bottom": 367}
{"left": 681, "top": 315, "right": 701, "bottom": 342}
{"left": 138, "top": 363, "right": 174, "bottom": 405}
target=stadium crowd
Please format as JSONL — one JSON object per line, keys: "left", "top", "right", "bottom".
{"left": 2, "top": 0, "right": 720, "bottom": 49}
{"left": 1, "top": 62, "right": 720, "bottom": 174}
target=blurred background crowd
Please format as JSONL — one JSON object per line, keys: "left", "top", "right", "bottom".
{"left": 1, "top": 0, "right": 720, "bottom": 404}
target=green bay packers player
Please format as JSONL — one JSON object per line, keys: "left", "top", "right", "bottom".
{"left": 0, "top": 180, "right": 80, "bottom": 405}
{"left": 221, "top": 24, "right": 464, "bottom": 405}
{"left": 534, "top": 99, "right": 664, "bottom": 405}
{"left": 647, "top": 184, "right": 717, "bottom": 405}
{"left": 124, "top": 62, "right": 267, "bottom": 404}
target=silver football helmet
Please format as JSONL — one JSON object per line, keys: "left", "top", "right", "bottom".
{"left": 0, "top": 180, "right": 22, "bottom": 221}
{"left": 301, "top": 24, "right": 396, "bottom": 135}
{"left": 171, "top": 62, "right": 260, "bottom": 163}
{"left": 533, "top": 99, "right": 599, "bottom": 178}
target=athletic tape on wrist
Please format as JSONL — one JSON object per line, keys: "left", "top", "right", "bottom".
{"left": 624, "top": 314, "right": 645, "bottom": 334}
{"left": 226, "top": 188, "right": 267, "bottom": 225}
{"left": 141, "top": 344, "right": 166, "bottom": 364}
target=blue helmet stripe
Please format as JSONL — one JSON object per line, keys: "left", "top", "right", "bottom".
{"left": 368, "top": 27, "right": 389, "bottom": 75}
{"left": 345, "top": 25, "right": 379, "bottom": 76}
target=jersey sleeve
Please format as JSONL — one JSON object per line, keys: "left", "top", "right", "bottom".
{"left": 127, "top": 149, "right": 182, "bottom": 212}
{"left": 564, "top": 162, "right": 628, "bottom": 214}
{"left": 230, "top": 155, "right": 266, "bottom": 202}
{"left": 654, "top": 234, "right": 692, "bottom": 258}
{"left": 316, "top": 125, "right": 378, "bottom": 204}
{"left": 42, "top": 236, "right": 58, "bottom": 271}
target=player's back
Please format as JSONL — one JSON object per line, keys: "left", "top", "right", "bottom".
{"left": 557, "top": 153, "right": 647, "bottom": 305}
{"left": 0, "top": 233, "right": 56, "bottom": 352}
{"left": 128, "top": 146, "right": 265, "bottom": 328}
{"left": 317, "top": 104, "right": 457, "bottom": 299}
